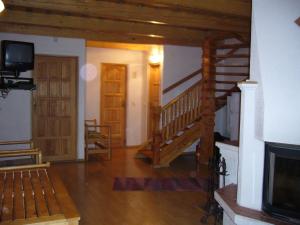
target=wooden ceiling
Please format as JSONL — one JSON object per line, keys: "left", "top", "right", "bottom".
{"left": 0, "top": 0, "right": 252, "bottom": 46}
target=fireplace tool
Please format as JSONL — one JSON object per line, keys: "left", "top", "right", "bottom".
{"left": 200, "top": 148, "right": 228, "bottom": 225}
{"left": 219, "top": 157, "right": 228, "bottom": 188}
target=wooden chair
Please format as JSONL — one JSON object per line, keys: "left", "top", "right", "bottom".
{"left": 85, "top": 119, "right": 112, "bottom": 161}
{"left": 0, "top": 140, "right": 42, "bottom": 164}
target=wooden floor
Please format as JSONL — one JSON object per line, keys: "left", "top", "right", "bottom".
{"left": 50, "top": 148, "right": 213, "bottom": 225}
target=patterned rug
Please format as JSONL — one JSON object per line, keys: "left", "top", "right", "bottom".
{"left": 113, "top": 177, "right": 209, "bottom": 192}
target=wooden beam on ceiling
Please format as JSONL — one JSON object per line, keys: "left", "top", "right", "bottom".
{"left": 4, "top": 0, "right": 250, "bottom": 33}
{"left": 86, "top": 41, "right": 152, "bottom": 52}
{"left": 105, "top": 0, "right": 252, "bottom": 18}
{"left": 0, "top": 9, "right": 211, "bottom": 42}
{"left": 0, "top": 22, "right": 205, "bottom": 46}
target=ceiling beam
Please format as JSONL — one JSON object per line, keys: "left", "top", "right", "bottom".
{"left": 104, "top": 0, "right": 252, "bottom": 18}
{"left": 86, "top": 41, "right": 152, "bottom": 51}
{"left": 0, "top": 9, "right": 211, "bottom": 41}
{"left": 0, "top": 22, "right": 205, "bottom": 46}
{"left": 4, "top": 0, "right": 250, "bottom": 33}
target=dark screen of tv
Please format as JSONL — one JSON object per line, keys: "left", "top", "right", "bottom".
{"left": 1, "top": 40, "right": 34, "bottom": 73}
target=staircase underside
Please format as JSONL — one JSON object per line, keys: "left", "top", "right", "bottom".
{"left": 137, "top": 119, "right": 202, "bottom": 168}
{"left": 158, "top": 120, "right": 202, "bottom": 167}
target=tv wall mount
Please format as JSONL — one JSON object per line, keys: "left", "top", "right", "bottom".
{"left": 0, "top": 70, "right": 36, "bottom": 98}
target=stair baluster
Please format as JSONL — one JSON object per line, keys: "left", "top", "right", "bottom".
{"left": 161, "top": 80, "right": 202, "bottom": 144}
{"left": 152, "top": 106, "right": 162, "bottom": 166}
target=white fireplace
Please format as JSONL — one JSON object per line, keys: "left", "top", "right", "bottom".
{"left": 214, "top": 0, "right": 300, "bottom": 223}
{"left": 214, "top": 81, "right": 300, "bottom": 224}
{"left": 215, "top": 81, "right": 268, "bottom": 225}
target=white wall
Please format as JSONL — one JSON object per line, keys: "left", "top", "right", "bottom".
{"left": 162, "top": 45, "right": 202, "bottom": 105}
{"left": 215, "top": 106, "right": 228, "bottom": 137}
{"left": 86, "top": 47, "right": 148, "bottom": 146}
{"left": 0, "top": 33, "right": 86, "bottom": 159}
{"left": 251, "top": 0, "right": 300, "bottom": 145}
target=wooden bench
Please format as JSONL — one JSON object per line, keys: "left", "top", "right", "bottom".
{"left": 0, "top": 164, "right": 80, "bottom": 225}
{"left": 0, "top": 140, "right": 42, "bottom": 164}
{"left": 85, "top": 119, "right": 111, "bottom": 161}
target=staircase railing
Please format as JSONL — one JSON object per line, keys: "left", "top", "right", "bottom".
{"left": 163, "top": 68, "right": 202, "bottom": 94}
{"left": 152, "top": 79, "right": 203, "bottom": 165}
{"left": 149, "top": 37, "right": 250, "bottom": 166}
{"left": 161, "top": 80, "right": 202, "bottom": 143}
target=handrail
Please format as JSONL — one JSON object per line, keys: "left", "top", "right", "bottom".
{"left": 163, "top": 68, "right": 202, "bottom": 94}
{"left": 162, "top": 41, "right": 248, "bottom": 94}
{"left": 162, "top": 79, "right": 202, "bottom": 110}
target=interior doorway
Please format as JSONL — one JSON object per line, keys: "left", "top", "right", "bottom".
{"left": 32, "top": 55, "right": 78, "bottom": 161}
{"left": 100, "top": 63, "right": 127, "bottom": 148}
{"left": 148, "top": 64, "right": 161, "bottom": 139}
{"left": 85, "top": 41, "right": 162, "bottom": 149}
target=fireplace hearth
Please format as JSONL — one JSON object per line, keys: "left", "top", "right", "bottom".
{"left": 263, "top": 142, "right": 300, "bottom": 224}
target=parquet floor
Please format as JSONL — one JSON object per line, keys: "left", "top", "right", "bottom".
{"left": 50, "top": 148, "right": 213, "bottom": 225}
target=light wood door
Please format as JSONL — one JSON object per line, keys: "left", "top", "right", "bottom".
{"left": 101, "top": 63, "right": 126, "bottom": 148}
{"left": 32, "top": 55, "right": 77, "bottom": 161}
{"left": 148, "top": 64, "right": 161, "bottom": 139}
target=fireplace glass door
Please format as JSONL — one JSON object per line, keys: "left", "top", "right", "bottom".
{"left": 263, "top": 142, "right": 300, "bottom": 224}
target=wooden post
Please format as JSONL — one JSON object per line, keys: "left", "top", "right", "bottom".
{"left": 152, "top": 105, "right": 162, "bottom": 166}
{"left": 198, "top": 38, "right": 216, "bottom": 165}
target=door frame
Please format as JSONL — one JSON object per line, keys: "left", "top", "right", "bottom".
{"left": 100, "top": 63, "right": 127, "bottom": 147}
{"left": 32, "top": 54, "right": 78, "bottom": 161}
{"left": 147, "top": 63, "right": 161, "bottom": 139}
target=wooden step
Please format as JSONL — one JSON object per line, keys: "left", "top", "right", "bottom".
{"left": 214, "top": 54, "right": 250, "bottom": 59}
{"left": 216, "top": 43, "right": 250, "bottom": 49}
{"left": 216, "top": 80, "right": 238, "bottom": 84}
{"left": 215, "top": 64, "right": 249, "bottom": 67}
{"left": 215, "top": 88, "right": 240, "bottom": 93}
{"left": 215, "top": 72, "right": 249, "bottom": 76}
{"left": 135, "top": 149, "right": 153, "bottom": 160}
{"left": 157, "top": 121, "right": 202, "bottom": 167}
{"left": 135, "top": 140, "right": 152, "bottom": 159}
{"left": 216, "top": 95, "right": 228, "bottom": 100}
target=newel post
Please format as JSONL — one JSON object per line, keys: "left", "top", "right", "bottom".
{"left": 198, "top": 38, "right": 216, "bottom": 164}
{"left": 152, "top": 105, "right": 162, "bottom": 166}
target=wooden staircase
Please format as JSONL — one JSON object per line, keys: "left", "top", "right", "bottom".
{"left": 137, "top": 38, "right": 250, "bottom": 167}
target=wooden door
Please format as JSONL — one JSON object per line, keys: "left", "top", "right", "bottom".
{"left": 100, "top": 63, "right": 126, "bottom": 148}
{"left": 148, "top": 64, "right": 161, "bottom": 139}
{"left": 32, "top": 55, "right": 77, "bottom": 161}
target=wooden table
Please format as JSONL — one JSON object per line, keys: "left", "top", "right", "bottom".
{"left": 0, "top": 165, "right": 80, "bottom": 225}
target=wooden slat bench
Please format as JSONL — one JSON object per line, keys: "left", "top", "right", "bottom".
{"left": 0, "top": 140, "right": 42, "bottom": 164}
{"left": 0, "top": 164, "right": 80, "bottom": 225}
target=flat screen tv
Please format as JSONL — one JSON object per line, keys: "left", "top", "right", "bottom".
{"left": 1, "top": 40, "right": 34, "bottom": 73}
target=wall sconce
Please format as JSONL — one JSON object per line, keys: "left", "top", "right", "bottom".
{"left": 0, "top": 0, "right": 5, "bottom": 13}
{"left": 149, "top": 47, "right": 162, "bottom": 66}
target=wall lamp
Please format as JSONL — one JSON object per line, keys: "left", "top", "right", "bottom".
{"left": 0, "top": 0, "right": 5, "bottom": 13}
{"left": 149, "top": 47, "right": 163, "bottom": 66}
